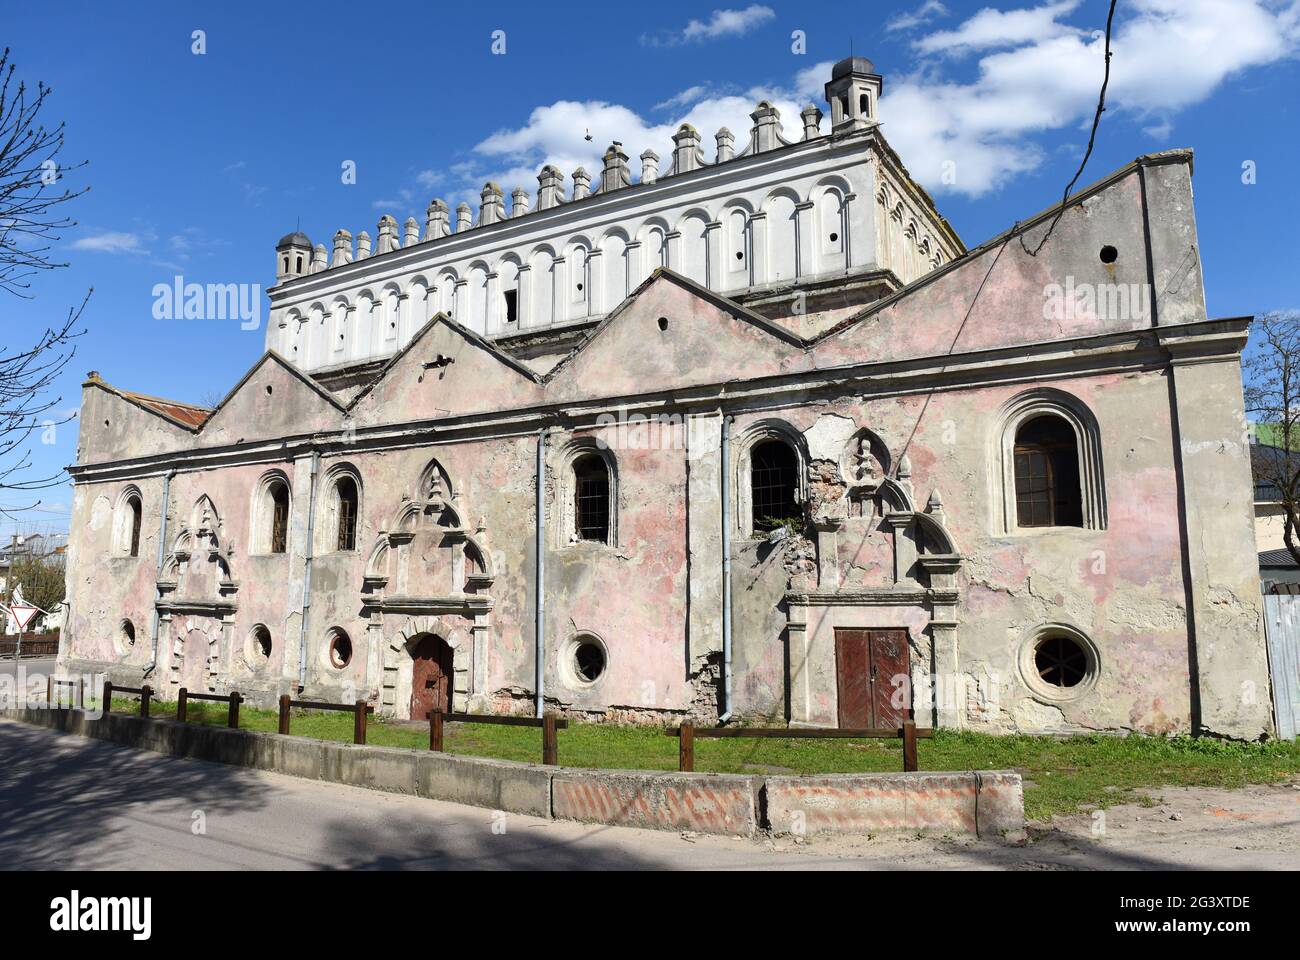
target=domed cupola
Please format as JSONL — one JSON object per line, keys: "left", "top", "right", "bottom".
{"left": 275, "top": 230, "right": 313, "bottom": 283}
{"left": 824, "top": 56, "right": 883, "bottom": 134}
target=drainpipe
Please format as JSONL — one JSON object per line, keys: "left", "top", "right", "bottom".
{"left": 144, "top": 469, "right": 174, "bottom": 679}
{"left": 297, "top": 451, "right": 320, "bottom": 691}
{"left": 535, "top": 428, "right": 547, "bottom": 718}
{"left": 719, "top": 414, "right": 733, "bottom": 723}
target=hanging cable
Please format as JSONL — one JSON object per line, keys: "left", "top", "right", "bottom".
{"left": 1020, "top": 0, "right": 1119, "bottom": 257}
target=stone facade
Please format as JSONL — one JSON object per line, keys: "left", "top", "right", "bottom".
{"left": 59, "top": 59, "right": 1273, "bottom": 740}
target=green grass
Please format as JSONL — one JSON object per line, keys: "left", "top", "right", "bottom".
{"left": 112, "top": 697, "right": 1300, "bottom": 821}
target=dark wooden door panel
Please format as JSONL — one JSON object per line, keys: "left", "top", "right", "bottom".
{"left": 836, "top": 627, "right": 910, "bottom": 728}
{"left": 870, "top": 629, "right": 911, "bottom": 729}
{"left": 410, "top": 635, "right": 453, "bottom": 720}
{"left": 835, "top": 629, "right": 872, "bottom": 728}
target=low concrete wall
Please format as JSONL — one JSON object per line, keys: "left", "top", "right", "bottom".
{"left": 552, "top": 769, "right": 759, "bottom": 835}
{"left": 2, "top": 708, "right": 1023, "bottom": 839}
{"left": 764, "top": 770, "right": 1026, "bottom": 840}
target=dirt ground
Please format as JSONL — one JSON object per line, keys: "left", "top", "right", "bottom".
{"left": 724, "top": 779, "right": 1300, "bottom": 869}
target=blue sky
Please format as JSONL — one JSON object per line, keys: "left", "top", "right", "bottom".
{"left": 4, "top": 0, "right": 1299, "bottom": 535}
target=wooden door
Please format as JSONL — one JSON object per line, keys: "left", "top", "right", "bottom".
{"left": 835, "top": 628, "right": 910, "bottom": 728}
{"left": 869, "top": 629, "right": 910, "bottom": 729}
{"left": 410, "top": 635, "right": 453, "bottom": 721}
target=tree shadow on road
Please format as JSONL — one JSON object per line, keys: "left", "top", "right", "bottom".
{"left": 0, "top": 718, "right": 275, "bottom": 869}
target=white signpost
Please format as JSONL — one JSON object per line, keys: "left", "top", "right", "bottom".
{"left": 2, "top": 582, "right": 44, "bottom": 658}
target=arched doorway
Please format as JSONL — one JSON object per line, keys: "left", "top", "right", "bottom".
{"left": 409, "top": 634, "right": 454, "bottom": 720}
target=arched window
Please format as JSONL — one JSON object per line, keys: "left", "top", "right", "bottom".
{"left": 269, "top": 480, "right": 290, "bottom": 553}
{"left": 127, "top": 495, "right": 142, "bottom": 557}
{"left": 996, "top": 390, "right": 1105, "bottom": 533}
{"left": 750, "top": 439, "right": 799, "bottom": 533}
{"left": 115, "top": 489, "right": 143, "bottom": 557}
{"left": 1013, "top": 416, "right": 1083, "bottom": 528}
{"left": 252, "top": 473, "right": 292, "bottom": 555}
{"left": 335, "top": 476, "right": 358, "bottom": 551}
{"left": 573, "top": 455, "right": 610, "bottom": 543}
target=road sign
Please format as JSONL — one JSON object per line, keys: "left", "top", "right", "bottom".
{"left": 7, "top": 605, "right": 38, "bottom": 631}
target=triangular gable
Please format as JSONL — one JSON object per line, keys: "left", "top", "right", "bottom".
{"left": 198, "top": 351, "right": 347, "bottom": 445}
{"left": 811, "top": 155, "right": 1163, "bottom": 370}
{"left": 348, "top": 313, "right": 545, "bottom": 426}
{"left": 543, "top": 269, "right": 811, "bottom": 402}
{"left": 78, "top": 376, "right": 205, "bottom": 463}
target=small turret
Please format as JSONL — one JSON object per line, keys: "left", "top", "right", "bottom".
{"left": 824, "top": 56, "right": 882, "bottom": 134}
{"left": 275, "top": 230, "right": 313, "bottom": 283}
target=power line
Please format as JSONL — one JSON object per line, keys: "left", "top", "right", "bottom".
{"left": 1020, "top": 0, "right": 1119, "bottom": 257}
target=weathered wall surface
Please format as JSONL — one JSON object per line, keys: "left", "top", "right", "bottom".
{"left": 59, "top": 153, "right": 1274, "bottom": 738}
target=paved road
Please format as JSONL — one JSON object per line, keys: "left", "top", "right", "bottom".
{"left": 1, "top": 719, "right": 1297, "bottom": 870}
{"left": 0, "top": 656, "right": 55, "bottom": 680}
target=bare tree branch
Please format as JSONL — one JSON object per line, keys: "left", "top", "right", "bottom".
{"left": 0, "top": 46, "right": 89, "bottom": 297}
{"left": 0, "top": 48, "right": 88, "bottom": 517}
{"left": 1243, "top": 310, "right": 1300, "bottom": 566}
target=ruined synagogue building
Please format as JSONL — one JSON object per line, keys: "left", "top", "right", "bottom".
{"left": 59, "top": 58, "right": 1272, "bottom": 739}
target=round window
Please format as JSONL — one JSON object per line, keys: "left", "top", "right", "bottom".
{"left": 566, "top": 634, "right": 607, "bottom": 686}
{"left": 1034, "top": 634, "right": 1086, "bottom": 689}
{"left": 327, "top": 629, "right": 352, "bottom": 669}
{"left": 575, "top": 642, "right": 605, "bottom": 683}
{"left": 1019, "top": 624, "right": 1098, "bottom": 701}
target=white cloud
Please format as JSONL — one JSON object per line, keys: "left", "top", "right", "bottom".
{"left": 887, "top": 1, "right": 950, "bottom": 32}
{"left": 370, "top": 0, "right": 1300, "bottom": 215}
{"left": 70, "top": 231, "right": 145, "bottom": 254}
{"left": 915, "top": 0, "right": 1081, "bottom": 55}
{"left": 643, "top": 5, "right": 775, "bottom": 47}
{"left": 883, "top": 0, "right": 1300, "bottom": 196}
{"left": 466, "top": 80, "right": 817, "bottom": 207}
{"left": 653, "top": 85, "right": 711, "bottom": 111}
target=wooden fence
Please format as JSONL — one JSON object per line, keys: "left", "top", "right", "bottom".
{"left": 44, "top": 676, "right": 85, "bottom": 708}
{"left": 0, "top": 631, "right": 60, "bottom": 659}
{"left": 665, "top": 719, "right": 930, "bottom": 772}
{"left": 177, "top": 687, "right": 243, "bottom": 729}
{"left": 429, "top": 710, "right": 567, "bottom": 766}
{"left": 279, "top": 694, "right": 374, "bottom": 745}
{"left": 102, "top": 680, "right": 153, "bottom": 718}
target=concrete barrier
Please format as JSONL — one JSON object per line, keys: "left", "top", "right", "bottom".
{"left": 552, "top": 769, "right": 759, "bottom": 836}
{"left": 1, "top": 707, "right": 1022, "bottom": 839}
{"left": 764, "top": 770, "right": 1026, "bottom": 840}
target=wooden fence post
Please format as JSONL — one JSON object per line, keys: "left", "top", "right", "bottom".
{"left": 177, "top": 687, "right": 188, "bottom": 723}
{"left": 228, "top": 692, "right": 242, "bottom": 729}
{"left": 429, "top": 710, "right": 444, "bottom": 752}
{"left": 902, "top": 719, "right": 918, "bottom": 772}
{"left": 45, "top": 675, "right": 52, "bottom": 706}
{"left": 679, "top": 723, "right": 695, "bottom": 773}
{"left": 542, "top": 713, "right": 558, "bottom": 766}
{"left": 140, "top": 684, "right": 152, "bottom": 719}
{"left": 101, "top": 680, "right": 113, "bottom": 716}
{"left": 278, "top": 694, "right": 291, "bottom": 735}
{"left": 353, "top": 699, "right": 368, "bottom": 745}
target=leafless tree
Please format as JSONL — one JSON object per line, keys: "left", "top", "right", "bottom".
{"left": 0, "top": 48, "right": 88, "bottom": 520}
{"left": 0, "top": 47, "right": 87, "bottom": 294}
{"left": 1243, "top": 310, "right": 1300, "bottom": 565}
